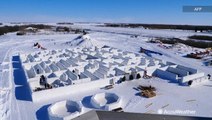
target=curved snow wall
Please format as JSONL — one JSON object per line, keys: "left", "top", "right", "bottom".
{"left": 91, "top": 92, "right": 122, "bottom": 111}
{"left": 48, "top": 100, "right": 83, "bottom": 120}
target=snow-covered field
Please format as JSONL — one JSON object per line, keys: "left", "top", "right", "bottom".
{"left": 0, "top": 23, "right": 212, "bottom": 120}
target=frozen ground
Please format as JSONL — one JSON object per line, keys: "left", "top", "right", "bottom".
{"left": 0, "top": 23, "right": 212, "bottom": 120}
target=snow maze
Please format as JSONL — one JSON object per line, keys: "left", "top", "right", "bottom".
{"left": 18, "top": 46, "right": 207, "bottom": 103}
{"left": 19, "top": 46, "right": 155, "bottom": 102}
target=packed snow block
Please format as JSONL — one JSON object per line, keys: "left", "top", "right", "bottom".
{"left": 59, "top": 59, "right": 70, "bottom": 68}
{"left": 44, "top": 66, "right": 52, "bottom": 73}
{"left": 79, "top": 54, "right": 87, "bottom": 60}
{"left": 66, "top": 59, "right": 78, "bottom": 67}
{"left": 176, "top": 65, "right": 198, "bottom": 74}
{"left": 91, "top": 93, "right": 105, "bottom": 108}
{"left": 114, "top": 59, "right": 123, "bottom": 64}
{"left": 167, "top": 67, "right": 188, "bottom": 77}
{"left": 93, "top": 69, "right": 107, "bottom": 79}
{"left": 49, "top": 63, "right": 60, "bottom": 72}
{"left": 154, "top": 69, "right": 178, "bottom": 82}
{"left": 180, "top": 72, "right": 205, "bottom": 83}
{"left": 98, "top": 65, "right": 109, "bottom": 72}
{"left": 183, "top": 76, "right": 208, "bottom": 86}
{"left": 51, "top": 79, "right": 66, "bottom": 87}
{"left": 59, "top": 73, "right": 68, "bottom": 81}
{"left": 114, "top": 68, "right": 125, "bottom": 76}
{"left": 48, "top": 73, "right": 57, "bottom": 78}
{"left": 148, "top": 61, "right": 156, "bottom": 67}
{"left": 65, "top": 70, "right": 77, "bottom": 80}
{"left": 20, "top": 54, "right": 28, "bottom": 63}
{"left": 39, "top": 62, "right": 47, "bottom": 69}
{"left": 27, "top": 54, "right": 36, "bottom": 62}
{"left": 65, "top": 70, "right": 90, "bottom": 84}
{"left": 107, "top": 70, "right": 115, "bottom": 77}
{"left": 33, "top": 64, "right": 44, "bottom": 74}
{"left": 79, "top": 73, "right": 88, "bottom": 79}
{"left": 112, "top": 75, "right": 125, "bottom": 83}
{"left": 48, "top": 100, "right": 83, "bottom": 120}
{"left": 50, "top": 50, "right": 57, "bottom": 55}
{"left": 56, "top": 62, "right": 66, "bottom": 70}
{"left": 27, "top": 67, "right": 36, "bottom": 78}
{"left": 33, "top": 53, "right": 39, "bottom": 58}
{"left": 72, "top": 73, "right": 90, "bottom": 84}
{"left": 45, "top": 59, "right": 52, "bottom": 64}
{"left": 58, "top": 53, "right": 65, "bottom": 58}
{"left": 158, "top": 66, "right": 169, "bottom": 71}
{"left": 84, "top": 70, "right": 99, "bottom": 80}
{"left": 146, "top": 65, "right": 161, "bottom": 76}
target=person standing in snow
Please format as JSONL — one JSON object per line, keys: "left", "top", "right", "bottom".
{"left": 39, "top": 75, "right": 46, "bottom": 86}
{"left": 208, "top": 74, "right": 211, "bottom": 80}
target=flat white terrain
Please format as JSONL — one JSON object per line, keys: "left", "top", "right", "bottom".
{"left": 0, "top": 23, "right": 212, "bottom": 120}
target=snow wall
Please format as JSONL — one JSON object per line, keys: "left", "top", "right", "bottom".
{"left": 30, "top": 77, "right": 113, "bottom": 102}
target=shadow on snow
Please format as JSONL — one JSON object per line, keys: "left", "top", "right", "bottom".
{"left": 82, "top": 95, "right": 96, "bottom": 109}
{"left": 36, "top": 104, "right": 51, "bottom": 120}
{"left": 12, "top": 55, "right": 32, "bottom": 101}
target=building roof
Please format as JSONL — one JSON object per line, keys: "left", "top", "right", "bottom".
{"left": 73, "top": 110, "right": 212, "bottom": 120}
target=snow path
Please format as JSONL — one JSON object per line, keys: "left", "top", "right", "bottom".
{"left": 0, "top": 45, "right": 13, "bottom": 120}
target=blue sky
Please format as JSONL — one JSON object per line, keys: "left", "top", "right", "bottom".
{"left": 0, "top": 0, "right": 212, "bottom": 25}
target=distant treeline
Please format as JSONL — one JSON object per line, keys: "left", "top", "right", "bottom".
{"left": 0, "top": 23, "right": 2, "bottom": 25}
{"left": 104, "top": 23, "right": 212, "bottom": 32}
{"left": 158, "top": 38, "right": 212, "bottom": 48}
{"left": 0, "top": 24, "right": 52, "bottom": 35}
{"left": 57, "top": 22, "right": 73, "bottom": 25}
{"left": 188, "top": 35, "right": 212, "bottom": 41}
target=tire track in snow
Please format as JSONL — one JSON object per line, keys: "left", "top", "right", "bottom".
{"left": 124, "top": 96, "right": 144, "bottom": 111}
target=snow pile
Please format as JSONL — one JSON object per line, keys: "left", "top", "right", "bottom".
{"left": 170, "top": 43, "right": 195, "bottom": 55}
{"left": 172, "top": 43, "right": 192, "bottom": 50}
{"left": 65, "top": 34, "right": 94, "bottom": 48}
